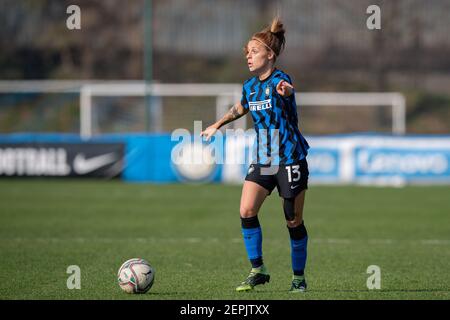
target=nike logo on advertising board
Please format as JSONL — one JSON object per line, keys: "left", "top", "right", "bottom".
{"left": 73, "top": 153, "right": 118, "bottom": 174}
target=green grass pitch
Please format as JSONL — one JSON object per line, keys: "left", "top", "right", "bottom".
{"left": 0, "top": 179, "right": 449, "bottom": 300}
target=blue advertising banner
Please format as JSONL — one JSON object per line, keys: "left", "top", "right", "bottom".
{"left": 1, "top": 133, "right": 450, "bottom": 185}
{"left": 355, "top": 147, "right": 450, "bottom": 181}
{"left": 0, "top": 133, "right": 223, "bottom": 183}
{"left": 307, "top": 148, "right": 340, "bottom": 180}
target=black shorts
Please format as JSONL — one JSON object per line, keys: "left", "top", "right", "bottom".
{"left": 244, "top": 158, "right": 309, "bottom": 199}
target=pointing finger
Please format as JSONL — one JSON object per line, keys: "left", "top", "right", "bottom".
{"left": 283, "top": 82, "right": 294, "bottom": 89}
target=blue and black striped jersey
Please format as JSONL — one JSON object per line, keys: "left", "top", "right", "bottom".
{"left": 241, "top": 68, "right": 309, "bottom": 165}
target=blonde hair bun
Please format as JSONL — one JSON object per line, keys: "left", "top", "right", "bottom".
{"left": 270, "top": 17, "right": 285, "bottom": 36}
{"left": 249, "top": 17, "right": 287, "bottom": 58}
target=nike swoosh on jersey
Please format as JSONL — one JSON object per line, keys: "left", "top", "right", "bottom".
{"left": 250, "top": 92, "right": 256, "bottom": 95}
{"left": 291, "top": 185, "right": 300, "bottom": 190}
{"left": 73, "top": 153, "right": 118, "bottom": 174}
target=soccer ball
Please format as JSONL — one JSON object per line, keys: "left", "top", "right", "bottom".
{"left": 117, "top": 258, "right": 155, "bottom": 294}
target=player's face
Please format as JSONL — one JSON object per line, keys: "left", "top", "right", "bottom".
{"left": 245, "top": 40, "right": 273, "bottom": 74}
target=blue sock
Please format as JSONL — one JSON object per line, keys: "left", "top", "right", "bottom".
{"left": 241, "top": 216, "right": 263, "bottom": 268}
{"left": 288, "top": 223, "right": 308, "bottom": 276}
{"left": 290, "top": 236, "right": 308, "bottom": 275}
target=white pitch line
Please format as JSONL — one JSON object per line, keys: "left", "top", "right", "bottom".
{"left": 420, "top": 239, "right": 450, "bottom": 245}
{"left": 313, "top": 238, "right": 352, "bottom": 244}
{"left": 2, "top": 237, "right": 450, "bottom": 245}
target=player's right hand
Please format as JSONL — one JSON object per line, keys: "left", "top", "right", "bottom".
{"left": 200, "top": 125, "right": 218, "bottom": 141}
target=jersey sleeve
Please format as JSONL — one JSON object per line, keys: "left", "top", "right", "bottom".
{"left": 272, "top": 72, "right": 293, "bottom": 89}
{"left": 272, "top": 73, "right": 295, "bottom": 101}
{"left": 240, "top": 86, "right": 249, "bottom": 110}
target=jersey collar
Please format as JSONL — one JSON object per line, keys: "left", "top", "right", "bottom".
{"left": 258, "top": 68, "right": 278, "bottom": 83}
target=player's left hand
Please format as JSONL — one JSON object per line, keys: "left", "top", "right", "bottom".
{"left": 276, "top": 80, "right": 294, "bottom": 97}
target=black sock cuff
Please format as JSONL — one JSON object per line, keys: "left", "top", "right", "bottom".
{"left": 287, "top": 222, "right": 307, "bottom": 240}
{"left": 250, "top": 257, "right": 263, "bottom": 268}
{"left": 241, "top": 216, "right": 260, "bottom": 229}
{"left": 294, "top": 270, "right": 305, "bottom": 276}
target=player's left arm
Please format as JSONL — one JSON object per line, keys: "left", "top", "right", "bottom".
{"left": 276, "top": 80, "right": 294, "bottom": 98}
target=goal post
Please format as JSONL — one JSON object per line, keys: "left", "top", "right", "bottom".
{"left": 297, "top": 92, "right": 406, "bottom": 135}
{"left": 79, "top": 83, "right": 243, "bottom": 138}
{"left": 80, "top": 83, "right": 406, "bottom": 138}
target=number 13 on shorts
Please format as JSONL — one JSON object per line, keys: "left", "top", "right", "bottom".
{"left": 285, "top": 165, "right": 301, "bottom": 183}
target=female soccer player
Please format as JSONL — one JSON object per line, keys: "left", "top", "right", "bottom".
{"left": 200, "top": 18, "right": 310, "bottom": 293}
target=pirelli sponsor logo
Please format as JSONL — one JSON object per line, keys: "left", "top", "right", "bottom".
{"left": 249, "top": 99, "right": 272, "bottom": 111}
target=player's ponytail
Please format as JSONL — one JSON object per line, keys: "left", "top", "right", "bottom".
{"left": 251, "top": 17, "right": 286, "bottom": 59}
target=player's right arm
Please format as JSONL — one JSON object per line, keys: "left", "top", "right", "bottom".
{"left": 200, "top": 102, "right": 248, "bottom": 140}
